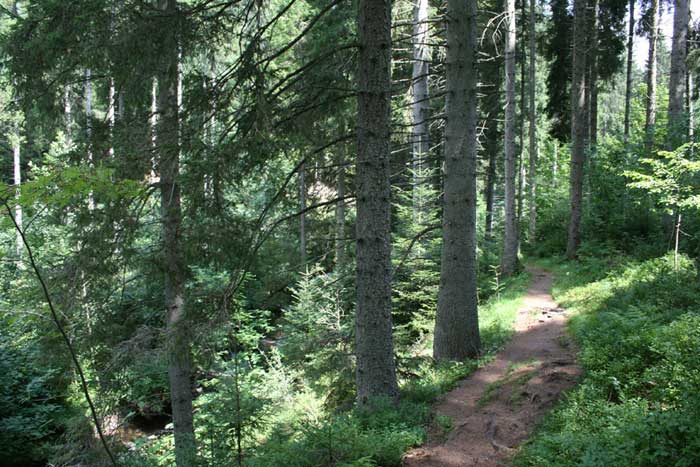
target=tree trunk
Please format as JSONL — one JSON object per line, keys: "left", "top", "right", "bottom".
{"left": 484, "top": 107, "right": 499, "bottom": 242}
{"left": 501, "top": 0, "right": 519, "bottom": 275}
{"left": 299, "top": 161, "right": 306, "bottom": 267}
{"left": 85, "top": 69, "right": 94, "bottom": 209}
{"left": 516, "top": 0, "right": 526, "bottom": 234}
{"left": 483, "top": 9, "right": 503, "bottom": 243}
{"left": 355, "top": 0, "right": 398, "bottom": 403}
{"left": 108, "top": 78, "right": 115, "bottom": 158}
{"left": 411, "top": 0, "right": 430, "bottom": 224}
{"left": 157, "top": 1, "right": 196, "bottom": 464}
{"left": 13, "top": 131, "right": 21, "bottom": 259}
{"left": 433, "top": 0, "right": 480, "bottom": 360}
{"left": 527, "top": 0, "right": 537, "bottom": 243}
{"left": 552, "top": 139, "right": 558, "bottom": 187}
{"left": 64, "top": 86, "right": 73, "bottom": 146}
{"left": 623, "top": 0, "right": 634, "bottom": 143}
{"left": 151, "top": 77, "right": 159, "bottom": 183}
{"left": 588, "top": 0, "right": 599, "bottom": 147}
{"left": 644, "top": 0, "right": 659, "bottom": 156}
{"left": 667, "top": 0, "right": 689, "bottom": 147}
{"left": 567, "top": 0, "right": 588, "bottom": 259}
{"left": 335, "top": 124, "right": 346, "bottom": 268}
{"left": 688, "top": 68, "right": 694, "bottom": 144}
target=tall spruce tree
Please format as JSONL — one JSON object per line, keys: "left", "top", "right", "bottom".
{"left": 501, "top": 0, "right": 519, "bottom": 274}
{"left": 433, "top": 0, "right": 480, "bottom": 360}
{"left": 668, "top": 0, "right": 690, "bottom": 145}
{"left": 567, "top": 0, "right": 589, "bottom": 259}
{"left": 156, "top": 0, "right": 197, "bottom": 464}
{"left": 355, "top": 0, "right": 399, "bottom": 402}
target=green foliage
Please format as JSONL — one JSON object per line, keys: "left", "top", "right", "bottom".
{"left": 625, "top": 143, "right": 700, "bottom": 213}
{"left": 0, "top": 331, "right": 66, "bottom": 466}
{"left": 515, "top": 255, "right": 700, "bottom": 467}
{"left": 195, "top": 354, "right": 274, "bottom": 466}
{"left": 280, "top": 266, "right": 355, "bottom": 407}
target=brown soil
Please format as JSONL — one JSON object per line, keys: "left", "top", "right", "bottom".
{"left": 403, "top": 267, "right": 581, "bottom": 467}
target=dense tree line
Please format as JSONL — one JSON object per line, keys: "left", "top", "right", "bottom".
{"left": 0, "top": 0, "right": 698, "bottom": 465}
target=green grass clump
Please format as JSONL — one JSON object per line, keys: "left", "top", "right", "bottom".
{"left": 514, "top": 253, "right": 700, "bottom": 467}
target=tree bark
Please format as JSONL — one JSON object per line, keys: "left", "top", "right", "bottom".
{"left": 484, "top": 90, "right": 500, "bottom": 242}
{"left": 552, "top": 139, "right": 558, "bottom": 186}
{"left": 527, "top": 0, "right": 537, "bottom": 243}
{"left": 64, "top": 86, "right": 73, "bottom": 146}
{"left": 588, "top": 0, "right": 599, "bottom": 147}
{"left": 433, "top": 0, "right": 480, "bottom": 360}
{"left": 335, "top": 124, "right": 347, "bottom": 268}
{"left": 13, "top": 131, "right": 21, "bottom": 259}
{"left": 644, "top": 0, "right": 659, "bottom": 156}
{"left": 85, "top": 69, "right": 94, "bottom": 210}
{"left": 668, "top": 0, "right": 689, "bottom": 147}
{"left": 688, "top": 67, "right": 694, "bottom": 143}
{"left": 299, "top": 161, "right": 306, "bottom": 266}
{"left": 501, "top": 0, "right": 519, "bottom": 275}
{"left": 411, "top": 0, "right": 430, "bottom": 224}
{"left": 516, "top": 0, "right": 526, "bottom": 234}
{"left": 108, "top": 78, "right": 115, "bottom": 158}
{"left": 567, "top": 0, "right": 588, "bottom": 259}
{"left": 483, "top": 5, "right": 504, "bottom": 243}
{"left": 355, "top": 0, "right": 398, "bottom": 403}
{"left": 623, "top": 0, "right": 634, "bottom": 143}
{"left": 157, "top": 1, "right": 196, "bottom": 465}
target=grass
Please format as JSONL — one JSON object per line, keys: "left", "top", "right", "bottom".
{"left": 514, "top": 253, "right": 700, "bottom": 467}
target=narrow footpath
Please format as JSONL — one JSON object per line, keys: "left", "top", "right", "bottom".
{"left": 404, "top": 267, "right": 581, "bottom": 467}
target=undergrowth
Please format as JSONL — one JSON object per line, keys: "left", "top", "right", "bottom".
{"left": 125, "top": 271, "right": 531, "bottom": 467}
{"left": 515, "top": 252, "right": 700, "bottom": 467}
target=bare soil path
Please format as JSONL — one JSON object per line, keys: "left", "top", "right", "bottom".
{"left": 403, "top": 267, "right": 581, "bottom": 467}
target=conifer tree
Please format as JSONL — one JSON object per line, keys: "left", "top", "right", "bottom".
{"left": 355, "top": 0, "right": 399, "bottom": 402}
{"left": 434, "top": 0, "right": 480, "bottom": 360}
{"left": 567, "top": 0, "right": 588, "bottom": 259}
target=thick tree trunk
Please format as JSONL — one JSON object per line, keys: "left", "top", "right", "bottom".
{"left": 411, "top": 0, "right": 430, "bottom": 223}
{"left": 501, "top": 0, "right": 518, "bottom": 275}
{"left": 434, "top": 0, "right": 480, "bottom": 360}
{"left": 157, "top": 1, "right": 196, "bottom": 465}
{"left": 623, "top": 0, "right": 634, "bottom": 143}
{"left": 667, "top": 0, "right": 689, "bottom": 147}
{"left": 355, "top": 0, "right": 398, "bottom": 403}
{"left": 567, "top": 0, "right": 588, "bottom": 259}
{"left": 527, "top": 0, "right": 537, "bottom": 243}
{"left": 644, "top": 0, "right": 659, "bottom": 156}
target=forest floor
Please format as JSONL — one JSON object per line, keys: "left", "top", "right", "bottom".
{"left": 403, "top": 266, "right": 581, "bottom": 467}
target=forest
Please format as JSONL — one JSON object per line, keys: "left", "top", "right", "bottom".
{"left": 1, "top": 0, "right": 699, "bottom": 465}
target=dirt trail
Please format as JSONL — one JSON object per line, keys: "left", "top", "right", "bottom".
{"left": 404, "top": 267, "right": 581, "bottom": 467}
